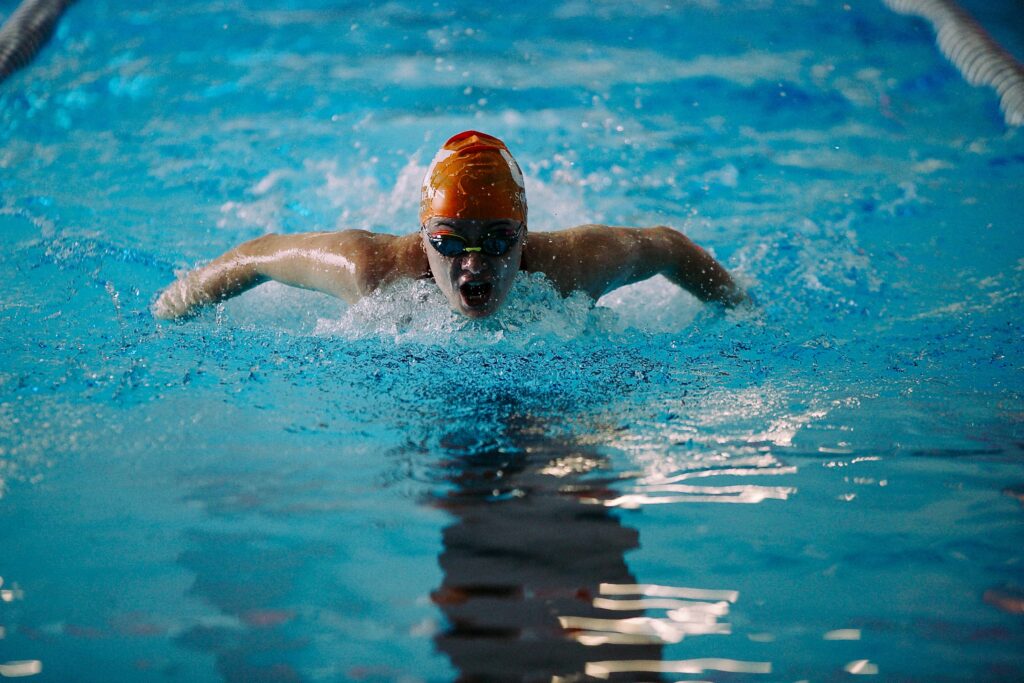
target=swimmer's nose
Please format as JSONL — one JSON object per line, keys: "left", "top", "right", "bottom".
{"left": 461, "top": 252, "right": 486, "bottom": 274}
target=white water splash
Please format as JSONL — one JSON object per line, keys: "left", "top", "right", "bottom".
{"left": 311, "top": 271, "right": 704, "bottom": 346}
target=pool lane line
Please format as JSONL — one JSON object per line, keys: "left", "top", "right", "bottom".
{"left": 884, "top": 0, "right": 1024, "bottom": 126}
{"left": 0, "top": 0, "right": 76, "bottom": 83}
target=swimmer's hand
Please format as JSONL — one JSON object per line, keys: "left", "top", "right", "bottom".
{"left": 716, "top": 281, "right": 751, "bottom": 309}
{"left": 152, "top": 270, "right": 214, "bottom": 320}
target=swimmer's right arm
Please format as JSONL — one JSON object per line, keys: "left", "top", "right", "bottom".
{"left": 153, "top": 231, "right": 421, "bottom": 319}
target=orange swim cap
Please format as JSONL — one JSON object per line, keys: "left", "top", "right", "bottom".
{"left": 420, "top": 130, "right": 527, "bottom": 225}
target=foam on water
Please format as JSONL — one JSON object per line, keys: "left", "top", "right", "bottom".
{"left": 304, "top": 272, "right": 705, "bottom": 346}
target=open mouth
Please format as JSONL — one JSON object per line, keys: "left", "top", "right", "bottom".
{"left": 459, "top": 281, "right": 493, "bottom": 309}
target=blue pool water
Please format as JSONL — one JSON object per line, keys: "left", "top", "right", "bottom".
{"left": 2, "top": 0, "right": 1023, "bottom": 680}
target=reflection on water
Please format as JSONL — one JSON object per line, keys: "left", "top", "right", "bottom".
{"left": 0, "top": 575, "right": 40, "bottom": 679}
{"left": 155, "top": 396, "right": 1020, "bottom": 681}
{"left": 170, "top": 468, "right": 339, "bottom": 682}
{"left": 565, "top": 582, "right": 736, "bottom": 646}
{"left": 426, "top": 412, "right": 774, "bottom": 681}
{"left": 174, "top": 528, "right": 309, "bottom": 682}
{"left": 586, "top": 658, "right": 771, "bottom": 679}
{"left": 0, "top": 660, "right": 43, "bottom": 677}
{"left": 590, "top": 456, "right": 798, "bottom": 508}
{"left": 427, "top": 414, "right": 664, "bottom": 680}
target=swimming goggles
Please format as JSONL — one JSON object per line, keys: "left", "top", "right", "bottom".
{"left": 423, "top": 222, "right": 524, "bottom": 257}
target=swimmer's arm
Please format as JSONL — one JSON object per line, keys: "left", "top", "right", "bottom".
{"left": 153, "top": 231, "right": 420, "bottom": 319}
{"left": 533, "top": 225, "right": 747, "bottom": 306}
{"left": 642, "top": 226, "right": 748, "bottom": 306}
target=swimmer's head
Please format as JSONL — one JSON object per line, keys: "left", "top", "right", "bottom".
{"left": 420, "top": 130, "right": 527, "bottom": 225}
{"left": 420, "top": 131, "right": 527, "bottom": 318}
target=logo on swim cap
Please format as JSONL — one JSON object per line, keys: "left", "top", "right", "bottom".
{"left": 420, "top": 131, "right": 527, "bottom": 224}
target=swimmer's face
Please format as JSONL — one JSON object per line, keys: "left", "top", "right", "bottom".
{"left": 421, "top": 217, "right": 526, "bottom": 318}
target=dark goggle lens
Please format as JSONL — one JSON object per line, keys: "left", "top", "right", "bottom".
{"left": 480, "top": 235, "right": 514, "bottom": 256}
{"left": 429, "top": 234, "right": 467, "bottom": 256}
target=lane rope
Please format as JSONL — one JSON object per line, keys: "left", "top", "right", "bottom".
{"left": 2, "top": 0, "right": 1020, "bottom": 126}
{"left": 0, "top": 0, "right": 76, "bottom": 83}
{"left": 885, "top": 0, "right": 1024, "bottom": 126}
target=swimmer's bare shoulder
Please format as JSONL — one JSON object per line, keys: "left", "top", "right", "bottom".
{"left": 153, "top": 229, "right": 426, "bottom": 319}
{"left": 525, "top": 224, "right": 747, "bottom": 306}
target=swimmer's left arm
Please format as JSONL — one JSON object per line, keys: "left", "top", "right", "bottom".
{"left": 639, "top": 226, "right": 748, "bottom": 306}
{"left": 535, "top": 225, "right": 747, "bottom": 306}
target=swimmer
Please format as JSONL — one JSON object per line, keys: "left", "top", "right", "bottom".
{"left": 153, "top": 130, "right": 747, "bottom": 320}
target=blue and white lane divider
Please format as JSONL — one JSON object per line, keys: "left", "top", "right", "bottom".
{"left": 885, "top": 0, "right": 1024, "bottom": 126}
{"left": 0, "top": 0, "right": 75, "bottom": 83}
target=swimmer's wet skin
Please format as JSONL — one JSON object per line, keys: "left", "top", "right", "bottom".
{"left": 153, "top": 130, "right": 747, "bottom": 321}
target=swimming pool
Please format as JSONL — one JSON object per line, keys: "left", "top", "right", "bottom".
{"left": 1, "top": 0, "right": 1022, "bottom": 680}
